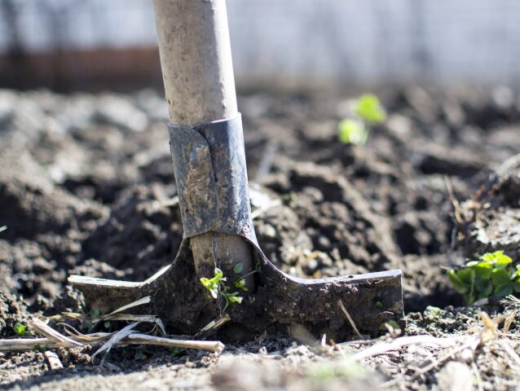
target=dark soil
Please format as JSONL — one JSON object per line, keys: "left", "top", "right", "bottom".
{"left": 1, "top": 86, "right": 520, "bottom": 389}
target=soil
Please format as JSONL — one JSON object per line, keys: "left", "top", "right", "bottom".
{"left": 1, "top": 86, "right": 520, "bottom": 390}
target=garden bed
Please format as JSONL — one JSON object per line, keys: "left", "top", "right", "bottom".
{"left": 1, "top": 86, "right": 520, "bottom": 389}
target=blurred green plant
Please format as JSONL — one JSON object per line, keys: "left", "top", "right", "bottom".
{"left": 338, "top": 119, "right": 368, "bottom": 145}
{"left": 13, "top": 323, "right": 27, "bottom": 336}
{"left": 338, "top": 94, "right": 386, "bottom": 145}
{"left": 354, "top": 94, "right": 387, "bottom": 123}
{"left": 448, "top": 251, "right": 520, "bottom": 305}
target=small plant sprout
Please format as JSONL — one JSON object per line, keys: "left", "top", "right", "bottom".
{"left": 338, "top": 119, "right": 368, "bottom": 145}
{"left": 13, "top": 323, "right": 27, "bottom": 336}
{"left": 200, "top": 265, "right": 247, "bottom": 312}
{"left": 448, "top": 250, "right": 520, "bottom": 305}
{"left": 354, "top": 94, "right": 387, "bottom": 123}
{"left": 200, "top": 268, "right": 224, "bottom": 300}
{"left": 338, "top": 94, "right": 386, "bottom": 145}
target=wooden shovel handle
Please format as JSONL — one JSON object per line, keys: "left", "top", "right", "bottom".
{"left": 153, "top": 0, "right": 238, "bottom": 125}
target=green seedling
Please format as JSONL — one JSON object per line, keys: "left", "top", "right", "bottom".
{"left": 354, "top": 94, "right": 387, "bottom": 123}
{"left": 200, "top": 265, "right": 247, "bottom": 312}
{"left": 338, "top": 94, "right": 386, "bottom": 145}
{"left": 449, "top": 250, "right": 520, "bottom": 305}
{"left": 13, "top": 323, "right": 27, "bottom": 336}
{"left": 338, "top": 119, "right": 368, "bottom": 145}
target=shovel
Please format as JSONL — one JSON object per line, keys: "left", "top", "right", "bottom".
{"left": 69, "top": 0, "right": 404, "bottom": 341}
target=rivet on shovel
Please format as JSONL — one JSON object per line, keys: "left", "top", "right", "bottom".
{"left": 69, "top": 0, "right": 404, "bottom": 341}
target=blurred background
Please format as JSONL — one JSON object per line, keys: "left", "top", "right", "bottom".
{"left": 1, "top": 0, "right": 519, "bottom": 91}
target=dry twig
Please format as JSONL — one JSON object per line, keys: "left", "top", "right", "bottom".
{"left": 92, "top": 322, "right": 140, "bottom": 364}
{"left": 338, "top": 300, "right": 364, "bottom": 340}
{"left": 29, "top": 318, "right": 83, "bottom": 348}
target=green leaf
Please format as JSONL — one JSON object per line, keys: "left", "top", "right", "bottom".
{"left": 448, "top": 269, "right": 469, "bottom": 294}
{"left": 233, "top": 263, "right": 244, "bottom": 274}
{"left": 200, "top": 277, "right": 211, "bottom": 288}
{"left": 473, "top": 262, "right": 493, "bottom": 279}
{"left": 200, "top": 276, "right": 219, "bottom": 299}
{"left": 228, "top": 295, "right": 243, "bottom": 305}
{"left": 354, "top": 94, "right": 386, "bottom": 123}
{"left": 338, "top": 119, "right": 368, "bottom": 145}
{"left": 513, "top": 282, "right": 520, "bottom": 293}
{"left": 474, "top": 277, "right": 493, "bottom": 297}
{"left": 495, "top": 284, "right": 513, "bottom": 297}
{"left": 482, "top": 251, "right": 503, "bottom": 261}
{"left": 13, "top": 323, "right": 26, "bottom": 336}
{"left": 476, "top": 284, "right": 493, "bottom": 300}
{"left": 466, "top": 261, "right": 479, "bottom": 267}
{"left": 495, "top": 254, "right": 512, "bottom": 267}
{"left": 209, "top": 286, "right": 219, "bottom": 299}
{"left": 212, "top": 268, "right": 224, "bottom": 283}
{"left": 457, "top": 268, "right": 476, "bottom": 286}
{"left": 234, "top": 277, "right": 247, "bottom": 291}
{"left": 491, "top": 268, "right": 511, "bottom": 286}
{"left": 90, "top": 308, "right": 101, "bottom": 319}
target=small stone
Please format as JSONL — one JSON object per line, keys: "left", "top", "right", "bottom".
{"left": 261, "top": 224, "right": 276, "bottom": 238}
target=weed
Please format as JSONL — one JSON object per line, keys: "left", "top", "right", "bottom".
{"left": 449, "top": 250, "right": 520, "bottom": 305}
{"left": 200, "top": 265, "right": 247, "bottom": 312}
{"left": 338, "top": 94, "right": 386, "bottom": 145}
{"left": 13, "top": 323, "right": 27, "bottom": 336}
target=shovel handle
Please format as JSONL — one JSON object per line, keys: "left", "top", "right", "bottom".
{"left": 152, "top": 0, "right": 255, "bottom": 295}
{"left": 153, "top": 0, "right": 238, "bottom": 125}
